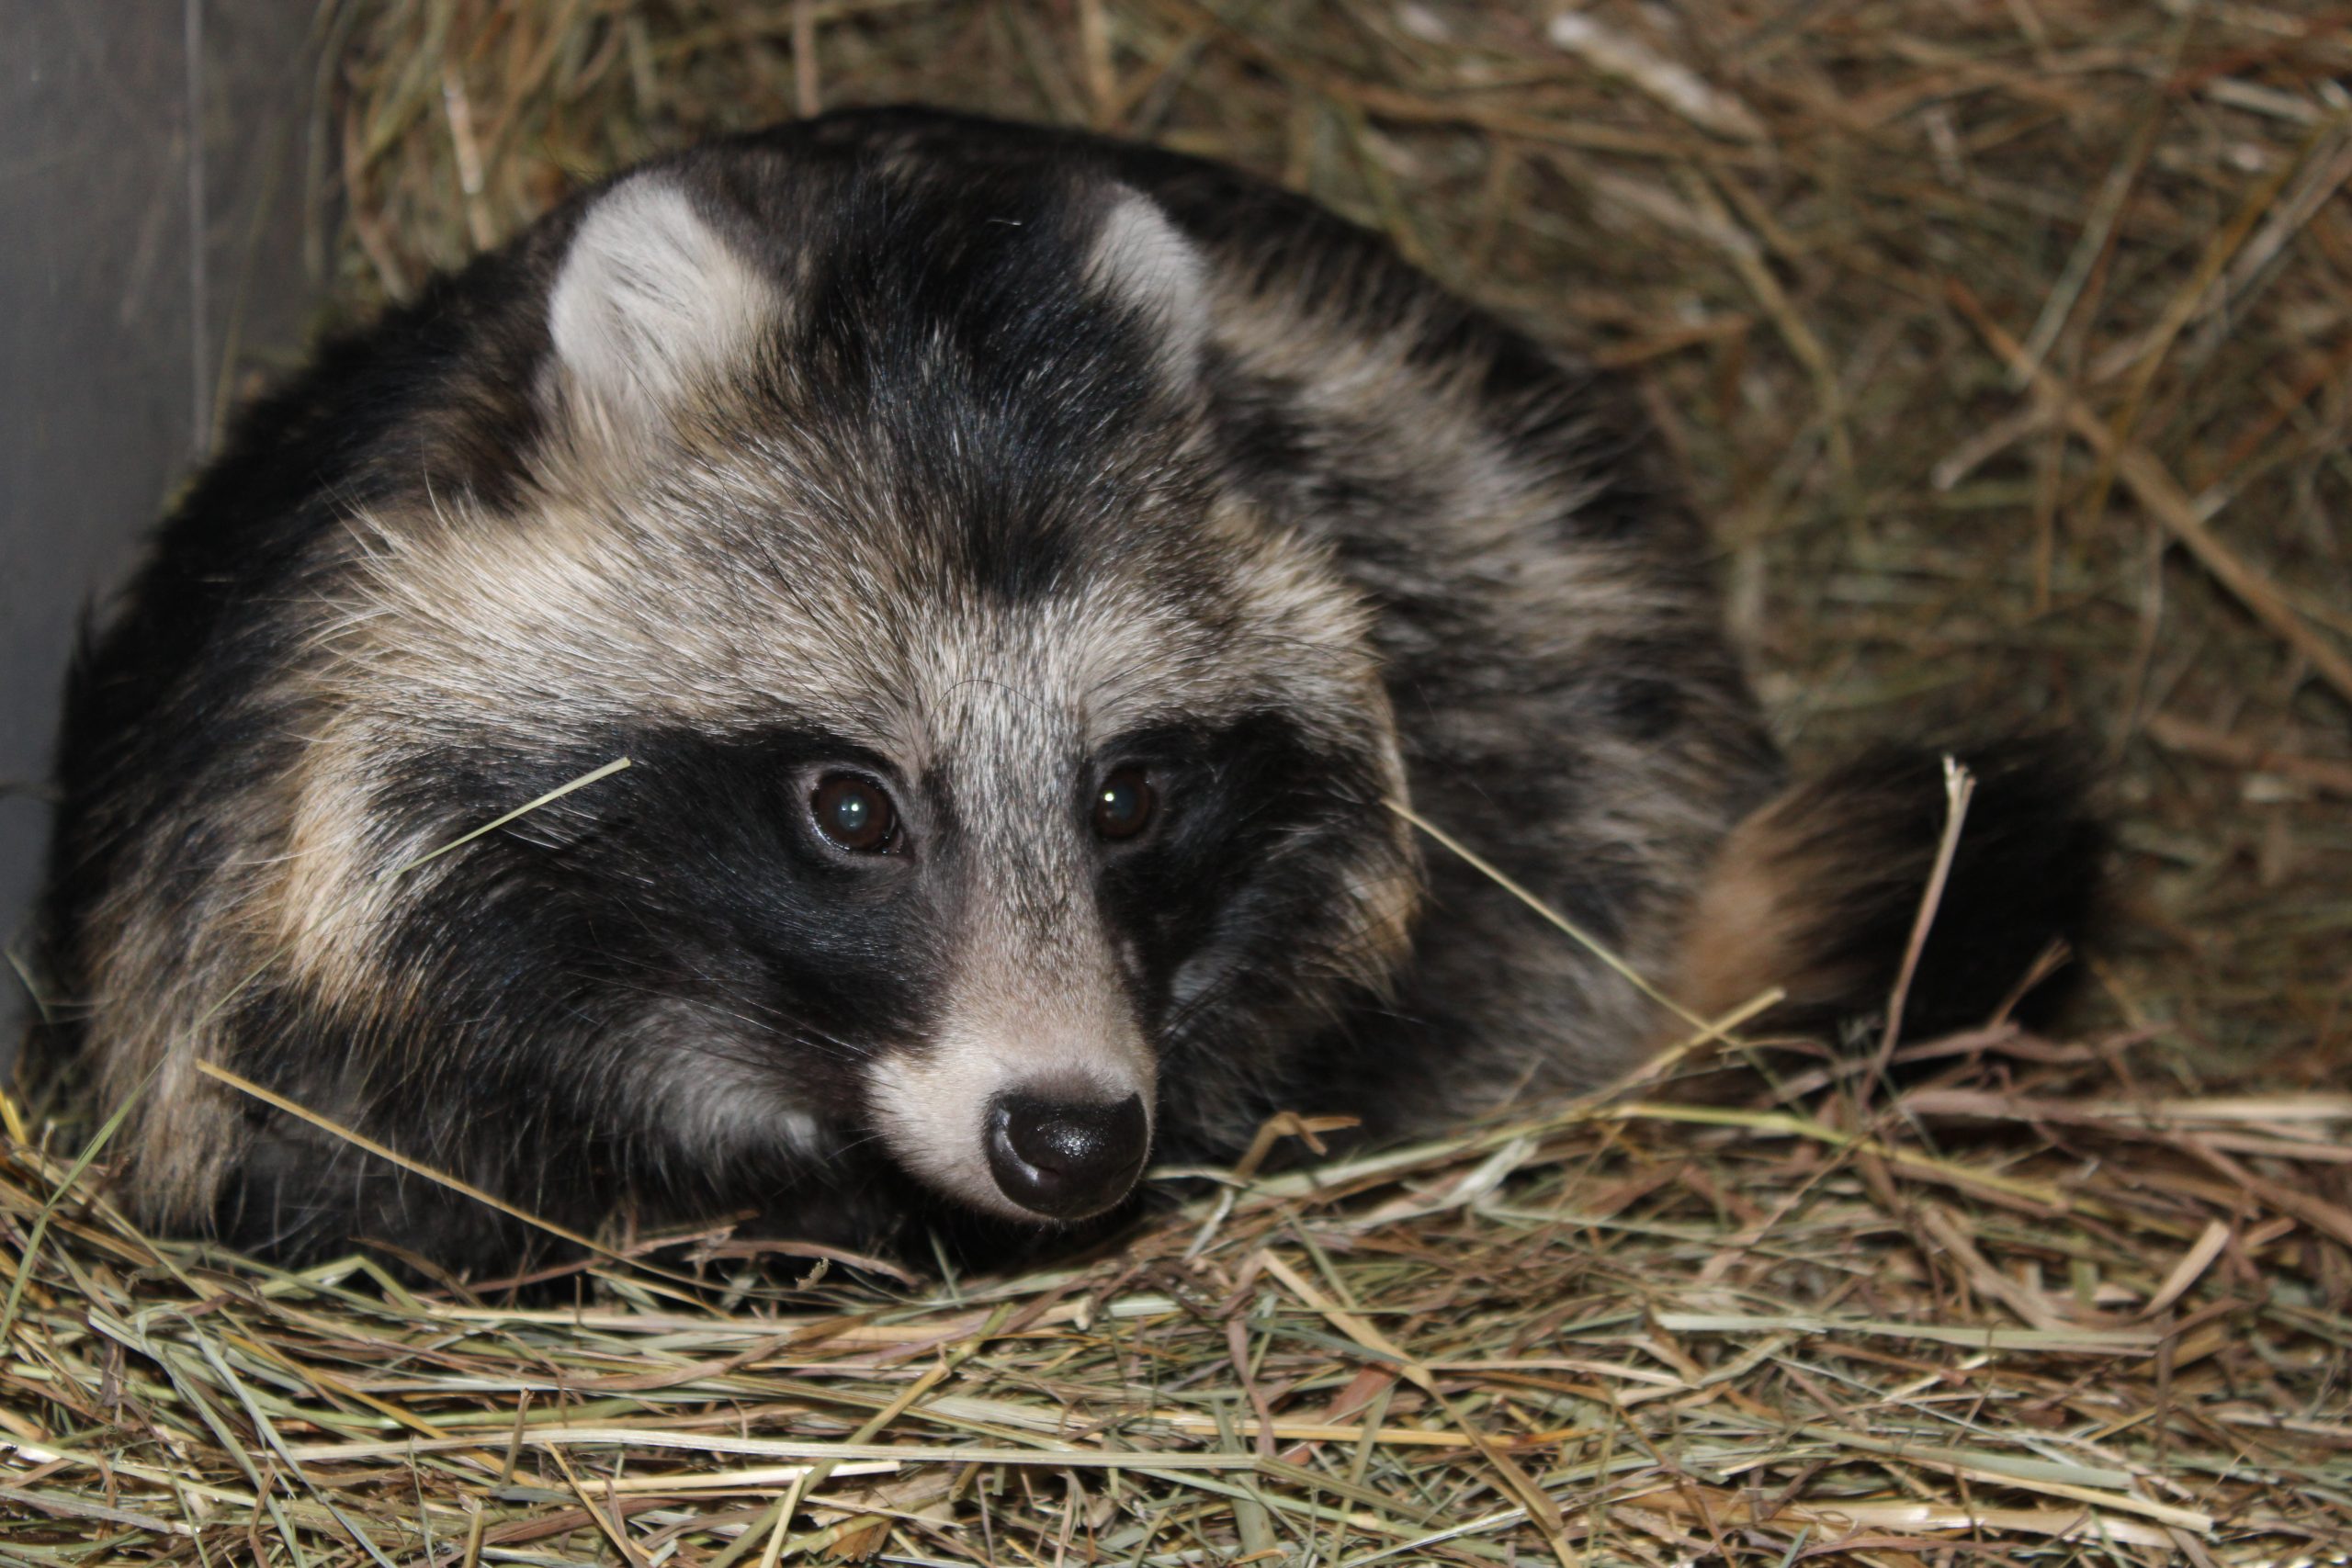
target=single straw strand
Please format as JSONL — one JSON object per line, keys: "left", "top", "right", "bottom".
{"left": 1864, "top": 755, "right": 1975, "bottom": 1102}
{"left": 1385, "top": 797, "right": 1712, "bottom": 1034}
{"left": 379, "top": 755, "right": 631, "bottom": 881}
{"left": 195, "top": 1060, "right": 617, "bottom": 1260}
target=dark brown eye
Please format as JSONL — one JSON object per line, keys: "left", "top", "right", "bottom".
{"left": 811, "top": 773, "right": 898, "bottom": 852}
{"left": 1092, "top": 766, "right": 1157, "bottom": 841}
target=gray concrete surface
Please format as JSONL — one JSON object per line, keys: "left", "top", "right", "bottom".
{"left": 1, "top": 0, "right": 319, "bottom": 1032}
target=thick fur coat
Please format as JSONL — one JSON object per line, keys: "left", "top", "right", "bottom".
{"left": 36, "top": 109, "right": 2098, "bottom": 1272}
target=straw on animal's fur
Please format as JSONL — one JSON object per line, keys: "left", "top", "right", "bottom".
{"left": 7, "top": 1, "right": 2351, "bottom": 1562}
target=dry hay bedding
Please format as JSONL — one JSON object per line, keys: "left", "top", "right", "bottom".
{"left": 8, "top": 0, "right": 2352, "bottom": 1563}
{"left": 4, "top": 1034, "right": 2349, "bottom": 1564}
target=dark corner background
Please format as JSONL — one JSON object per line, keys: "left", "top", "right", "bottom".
{"left": 1, "top": 1, "right": 322, "bottom": 1048}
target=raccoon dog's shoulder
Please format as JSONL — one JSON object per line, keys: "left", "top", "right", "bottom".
{"left": 35, "top": 107, "right": 2097, "bottom": 1274}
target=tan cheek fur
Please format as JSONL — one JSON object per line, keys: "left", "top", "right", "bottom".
{"left": 76, "top": 771, "right": 316, "bottom": 1224}
{"left": 79, "top": 904, "right": 244, "bottom": 1224}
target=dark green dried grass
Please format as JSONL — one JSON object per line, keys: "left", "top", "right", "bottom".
{"left": 6, "top": 1, "right": 2350, "bottom": 1562}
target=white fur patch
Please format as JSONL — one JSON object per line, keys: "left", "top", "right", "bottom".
{"left": 1083, "top": 192, "right": 1210, "bottom": 379}
{"left": 659, "top": 1050, "right": 826, "bottom": 1162}
{"left": 866, "top": 902, "right": 1156, "bottom": 1220}
{"left": 548, "top": 175, "right": 774, "bottom": 438}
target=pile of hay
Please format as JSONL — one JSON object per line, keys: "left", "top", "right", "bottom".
{"left": 6, "top": 1045, "right": 2350, "bottom": 1563}
{"left": 8, "top": 1, "right": 2349, "bottom": 1562}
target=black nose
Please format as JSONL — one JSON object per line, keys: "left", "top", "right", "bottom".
{"left": 985, "top": 1090, "right": 1148, "bottom": 1220}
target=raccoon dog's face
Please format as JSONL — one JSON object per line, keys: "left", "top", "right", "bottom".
{"left": 274, "top": 152, "right": 1418, "bottom": 1232}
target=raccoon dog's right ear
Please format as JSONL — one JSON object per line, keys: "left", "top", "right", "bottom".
{"left": 545, "top": 173, "right": 776, "bottom": 444}
{"left": 1082, "top": 189, "right": 1212, "bottom": 385}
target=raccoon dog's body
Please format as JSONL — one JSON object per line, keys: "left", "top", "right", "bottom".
{"left": 37, "top": 109, "right": 2097, "bottom": 1271}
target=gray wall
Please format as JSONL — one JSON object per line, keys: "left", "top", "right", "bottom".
{"left": 1, "top": 0, "right": 318, "bottom": 1017}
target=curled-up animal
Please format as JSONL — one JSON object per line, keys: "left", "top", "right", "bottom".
{"left": 33, "top": 109, "right": 2099, "bottom": 1274}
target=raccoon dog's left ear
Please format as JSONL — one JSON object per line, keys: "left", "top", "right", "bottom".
{"left": 545, "top": 172, "right": 776, "bottom": 443}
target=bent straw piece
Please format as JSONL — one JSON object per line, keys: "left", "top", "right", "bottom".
{"left": 190, "top": 1063, "right": 875, "bottom": 1306}
{"left": 379, "top": 755, "right": 631, "bottom": 881}
{"left": 196, "top": 1060, "right": 616, "bottom": 1259}
{"left": 1864, "top": 755, "right": 1975, "bottom": 1103}
{"left": 1384, "top": 796, "right": 1717, "bottom": 1037}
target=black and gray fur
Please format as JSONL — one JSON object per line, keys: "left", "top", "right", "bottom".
{"left": 34, "top": 109, "right": 2098, "bottom": 1272}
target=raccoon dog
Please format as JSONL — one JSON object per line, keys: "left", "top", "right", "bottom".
{"left": 35, "top": 109, "right": 2098, "bottom": 1272}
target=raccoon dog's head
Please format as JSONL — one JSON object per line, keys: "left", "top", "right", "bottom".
{"left": 210, "top": 144, "right": 1418, "bottom": 1236}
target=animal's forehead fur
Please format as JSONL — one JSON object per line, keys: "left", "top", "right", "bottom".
{"left": 329, "top": 452, "right": 1379, "bottom": 770}
{"left": 213, "top": 155, "right": 1412, "bottom": 1041}
{"left": 308, "top": 153, "right": 1385, "bottom": 769}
